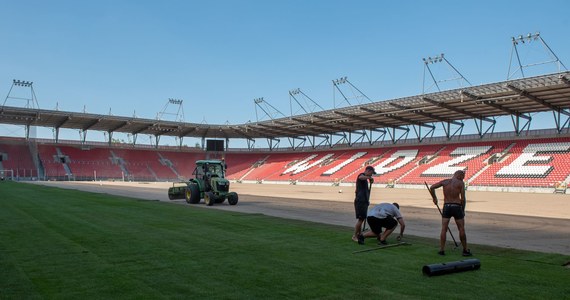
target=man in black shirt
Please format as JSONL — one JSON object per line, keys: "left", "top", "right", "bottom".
{"left": 352, "top": 165, "right": 376, "bottom": 243}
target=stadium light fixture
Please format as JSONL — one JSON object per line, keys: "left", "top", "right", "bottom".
{"left": 423, "top": 54, "right": 445, "bottom": 64}
{"left": 13, "top": 79, "right": 33, "bottom": 87}
{"left": 289, "top": 88, "right": 301, "bottom": 95}
{"left": 254, "top": 97, "right": 264, "bottom": 104}
{"left": 332, "top": 76, "right": 348, "bottom": 85}
{"left": 168, "top": 98, "right": 183, "bottom": 105}
{"left": 512, "top": 32, "right": 540, "bottom": 45}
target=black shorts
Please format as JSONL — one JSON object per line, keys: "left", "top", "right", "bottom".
{"left": 367, "top": 216, "right": 397, "bottom": 234}
{"left": 442, "top": 203, "right": 464, "bottom": 220}
{"left": 354, "top": 201, "right": 369, "bottom": 220}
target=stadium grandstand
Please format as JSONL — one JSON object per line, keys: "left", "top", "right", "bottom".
{"left": 2, "top": 34, "right": 570, "bottom": 193}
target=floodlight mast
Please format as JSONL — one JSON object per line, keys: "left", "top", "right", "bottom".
{"left": 253, "top": 97, "right": 286, "bottom": 122}
{"left": 422, "top": 54, "right": 472, "bottom": 94}
{"left": 507, "top": 32, "right": 568, "bottom": 80}
{"left": 151, "top": 98, "right": 185, "bottom": 148}
{"left": 3, "top": 80, "right": 41, "bottom": 140}
{"left": 3, "top": 80, "right": 40, "bottom": 109}
{"left": 287, "top": 88, "right": 325, "bottom": 149}
{"left": 253, "top": 97, "right": 287, "bottom": 150}
{"left": 289, "top": 88, "right": 325, "bottom": 116}
{"left": 332, "top": 76, "right": 372, "bottom": 108}
{"left": 156, "top": 98, "right": 185, "bottom": 122}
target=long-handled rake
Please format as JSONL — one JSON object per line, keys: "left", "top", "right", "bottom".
{"left": 424, "top": 182, "right": 459, "bottom": 249}
{"left": 352, "top": 242, "right": 411, "bottom": 254}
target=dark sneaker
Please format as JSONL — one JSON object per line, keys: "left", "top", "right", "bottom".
{"left": 438, "top": 250, "right": 445, "bottom": 256}
{"left": 378, "top": 240, "right": 388, "bottom": 245}
{"left": 462, "top": 249, "right": 472, "bottom": 257}
{"left": 357, "top": 234, "right": 365, "bottom": 245}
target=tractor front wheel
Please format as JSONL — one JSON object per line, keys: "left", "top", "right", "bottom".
{"left": 185, "top": 184, "right": 200, "bottom": 204}
{"left": 204, "top": 191, "right": 215, "bottom": 206}
{"left": 227, "top": 193, "right": 239, "bottom": 205}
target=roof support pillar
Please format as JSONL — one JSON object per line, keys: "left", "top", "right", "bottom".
{"left": 287, "top": 136, "right": 306, "bottom": 150}
{"left": 474, "top": 117, "right": 496, "bottom": 138}
{"left": 154, "top": 135, "right": 161, "bottom": 148}
{"left": 442, "top": 121, "right": 464, "bottom": 140}
{"left": 371, "top": 128, "right": 387, "bottom": 145}
{"left": 510, "top": 113, "right": 532, "bottom": 136}
{"left": 267, "top": 138, "right": 280, "bottom": 151}
{"left": 348, "top": 130, "right": 366, "bottom": 147}
{"left": 553, "top": 109, "right": 570, "bottom": 134}
{"left": 411, "top": 123, "right": 435, "bottom": 143}
{"left": 25, "top": 124, "right": 31, "bottom": 140}
{"left": 247, "top": 138, "right": 255, "bottom": 150}
{"left": 79, "top": 130, "right": 87, "bottom": 144}
{"left": 54, "top": 127, "right": 60, "bottom": 143}
{"left": 387, "top": 126, "right": 410, "bottom": 144}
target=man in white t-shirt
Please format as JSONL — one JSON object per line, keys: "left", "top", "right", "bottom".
{"left": 357, "top": 202, "right": 405, "bottom": 245}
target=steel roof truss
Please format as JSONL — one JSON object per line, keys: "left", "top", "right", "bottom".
{"left": 55, "top": 116, "right": 71, "bottom": 129}
{"left": 109, "top": 121, "right": 129, "bottom": 133}
{"left": 267, "top": 137, "right": 280, "bottom": 151}
{"left": 387, "top": 126, "right": 410, "bottom": 144}
{"left": 510, "top": 113, "right": 532, "bottom": 136}
{"left": 291, "top": 117, "right": 348, "bottom": 133}
{"left": 412, "top": 123, "right": 436, "bottom": 143}
{"left": 442, "top": 121, "right": 464, "bottom": 140}
{"left": 336, "top": 109, "right": 408, "bottom": 131}
{"left": 82, "top": 118, "right": 101, "bottom": 131}
{"left": 553, "top": 109, "right": 570, "bottom": 133}
{"left": 256, "top": 123, "right": 293, "bottom": 138}
{"left": 461, "top": 90, "right": 529, "bottom": 119}
{"left": 348, "top": 130, "right": 367, "bottom": 146}
{"left": 385, "top": 114, "right": 435, "bottom": 129}
{"left": 229, "top": 127, "right": 255, "bottom": 140}
{"left": 287, "top": 136, "right": 306, "bottom": 150}
{"left": 506, "top": 84, "right": 570, "bottom": 116}
{"left": 474, "top": 117, "right": 496, "bottom": 138}
{"left": 333, "top": 132, "right": 349, "bottom": 147}
{"left": 265, "top": 121, "right": 310, "bottom": 137}
{"left": 422, "top": 96, "right": 494, "bottom": 123}
{"left": 131, "top": 124, "right": 153, "bottom": 135}
{"left": 390, "top": 102, "right": 462, "bottom": 125}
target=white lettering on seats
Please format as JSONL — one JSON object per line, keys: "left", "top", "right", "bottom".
{"left": 322, "top": 152, "right": 367, "bottom": 175}
{"left": 282, "top": 154, "right": 335, "bottom": 175}
{"left": 423, "top": 146, "right": 492, "bottom": 176}
{"left": 373, "top": 150, "right": 418, "bottom": 175}
{"left": 496, "top": 143, "right": 570, "bottom": 177}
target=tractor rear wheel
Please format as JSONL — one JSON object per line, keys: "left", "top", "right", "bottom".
{"left": 228, "top": 193, "right": 238, "bottom": 205}
{"left": 204, "top": 191, "right": 215, "bottom": 206}
{"left": 185, "top": 184, "right": 200, "bottom": 204}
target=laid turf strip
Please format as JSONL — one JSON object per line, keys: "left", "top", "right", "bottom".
{"left": 1, "top": 181, "right": 568, "bottom": 299}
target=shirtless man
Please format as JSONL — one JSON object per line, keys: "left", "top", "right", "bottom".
{"left": 430, "top": 170, "right": 472, "bottom": 256}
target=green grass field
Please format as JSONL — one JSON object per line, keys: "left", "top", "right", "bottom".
{"left": 1, "top": 181, "right": 568, "bottom": 299}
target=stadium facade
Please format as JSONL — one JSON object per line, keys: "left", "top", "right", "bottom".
{"left": 1, "top": 72, "right": 570, "bottom": 193}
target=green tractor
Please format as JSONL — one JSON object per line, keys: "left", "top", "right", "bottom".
{"left": 168, "top": 160, "right": 239, "bottom": 206}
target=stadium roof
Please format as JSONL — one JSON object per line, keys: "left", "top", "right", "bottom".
{"left": 1, "top": 72, "right": 569, "bottom": 141}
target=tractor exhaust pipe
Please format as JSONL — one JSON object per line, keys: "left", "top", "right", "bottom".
{"left": 422, "top": 258, "right": 481, "bottom": 276}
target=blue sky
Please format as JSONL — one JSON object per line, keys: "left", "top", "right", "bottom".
{"left": 1, "top": 0, "right": 569, "bottom": 146}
